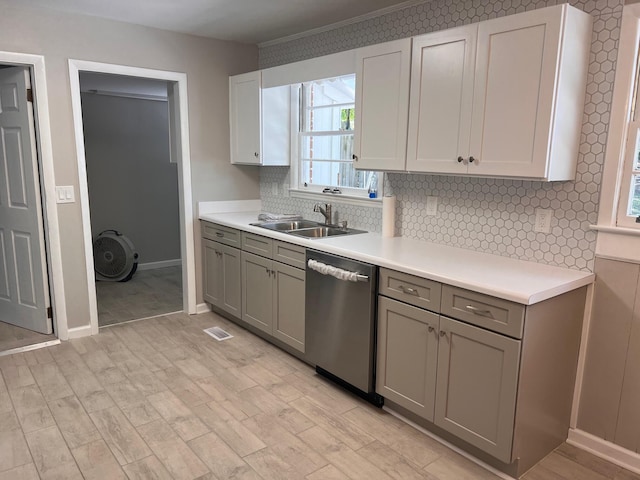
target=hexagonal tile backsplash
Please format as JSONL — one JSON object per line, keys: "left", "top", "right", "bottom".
{"left": 258, "top": 0, "right": 623, "bottom": 272}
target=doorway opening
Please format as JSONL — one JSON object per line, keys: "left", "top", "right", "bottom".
{"left": 0, "top": 63, "right": 57, "bottom": 353}
{"left": 79, "top": 72, "right": 182, "bottom": 326}
{"left": 68, "top": 60, "right": 196, "bottom": 336}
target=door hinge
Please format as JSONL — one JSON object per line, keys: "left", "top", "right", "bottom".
{"left": 46, "top": 306, "right": 52, "bottom": 319}
{"left": 26, "top": 88, "right": 33, "bottom": 103}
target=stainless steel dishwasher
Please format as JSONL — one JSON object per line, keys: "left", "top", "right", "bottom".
{"left": 305, "top": 250, "right": 382, "bottom": 406}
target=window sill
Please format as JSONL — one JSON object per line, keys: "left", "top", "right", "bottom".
{"left": 289, "top": 189, "right": 383, "bottom": 208}
{"left": 589, "top": 224, "right": 640, "bottom": 236}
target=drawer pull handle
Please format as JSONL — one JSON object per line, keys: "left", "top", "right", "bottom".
{"left": 216, "top": 232, "right": 224, "bottom": 238}
{"left": 465, "top": 305, "right": 492, "bottom": 316}
{"left": 399, "top": 285, "right": 419, "bottom": 296}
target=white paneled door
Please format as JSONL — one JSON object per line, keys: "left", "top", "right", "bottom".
{"left": 0, "top": 66, "right": 52, "bottom": 334}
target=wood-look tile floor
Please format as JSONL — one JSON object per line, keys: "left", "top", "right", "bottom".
{"left": 96, "top": 266, "right": 182, "bottom": 327}
{"left": 0, "top": 321, "right": 56, "bottom": 354}
{"left": 0, "top": 310, "right": 638, "bottom": 480}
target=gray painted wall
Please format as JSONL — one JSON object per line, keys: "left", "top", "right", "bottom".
{"left": 0, "top": 3, "right": 258, "bottom": 329}
{"left": 259, "top": 0, "right": 620, "bottom": 272}
{"left": 81, "top": 92, "right": 180, "bottom": 265}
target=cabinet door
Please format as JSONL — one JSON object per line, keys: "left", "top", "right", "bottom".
{"left": 241, "top": 251, "right": 273, "bottom": 333}
{"left": 406, "top": 25, "right": 477, "bottom": 173}
{"left": 219, "top": 243, "right": 241, "bottom": 318}
{"left": 202, "top": 239, "right": 222, "bottom": 307}
{"left": 468, "top": 8, "right": 562, "bottom": 178}
{"left": 377, "top": 296, "right": 439, "bottom": 420}
{"left": 354, "top": 38, "right": 411, "bottom": 171}
{"left": 272, "top": 263, "right": 305, "bottom": 352}
{"left": 434, "top": 316, "right": 521, "bottom": 463}
{"left": 230, "top": 71, "right": 261, "bottom": 165}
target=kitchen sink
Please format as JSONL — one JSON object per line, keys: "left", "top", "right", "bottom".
{"left": 250, "top": 220, "right": 366, "bottom": 238}
{"left": 250, "top": 220, "right": 321, "bottom": 231}
{"left": 289, "top": 226, "right": 367, "bottom": 238}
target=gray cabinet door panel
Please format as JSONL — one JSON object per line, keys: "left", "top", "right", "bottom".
{"left": 241, "top": 251, "right": 273, "bottom": 333}
{"left": 434, "top": 316, "right": 520, "bottom": 463}
{"left": 220, "top": 243, "right": 241, "bottom": 317}
{"left": 202, "top": 239, "right": 222, "bottom": 306}
{"left": 377, "top": 296, "right": 439, "bottom": 420}
{"left": 272, "top": 263, "right": 305, "bottom": 352}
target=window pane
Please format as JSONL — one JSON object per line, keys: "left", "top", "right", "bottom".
{"left": 628, "top": 174, "right": 640, "bottom": 216}
{"left": 304, "top": 105, "right": 354, "bottom": 132}
{"left": 301, "top": 160, "right": 369, "bottom": 189}
{"left": 301, "top": 134, "right": 353, "bottom": 162}
{"left": 635, "top": 129, "right": 640, "bottom": 170}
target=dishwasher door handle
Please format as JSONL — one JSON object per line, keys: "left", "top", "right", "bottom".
{"left": 307, "top": 259, "right": 369, "bottom": 283}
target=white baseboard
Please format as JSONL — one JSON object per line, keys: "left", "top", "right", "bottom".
{"left": 568, "top": 429, "right": 640, "bottom": 475}
{"left": 66, "top": 324, "right": 94, "bottom": 339}
{"left": 137, "top": 259, "right": 181, "bottom": 271}
{"left": 196, "top": 303, "right": 211, "bottom": 314}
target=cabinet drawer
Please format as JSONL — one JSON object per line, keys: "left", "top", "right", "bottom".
{"left": 242, "top": 232, "right": 273, "bottom": 258}
{"left": 273, "top": 240, "right": 305, "bottom": 269}
{"left": 379, "top": 268, "right": 442, "bottom": 312}
{"left": 441, "top": 285, "right": 525, "bottom": 338}
{"left": 202, "top": 222, "right": 241, "bottom": 248}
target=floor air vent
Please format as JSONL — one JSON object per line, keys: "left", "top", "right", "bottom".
{"left": 203, "top": 326, "right": 233, "bottom": 341}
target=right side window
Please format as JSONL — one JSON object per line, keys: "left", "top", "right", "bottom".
{"left": 617, "top": 39, "right": 640, "bottom": 227}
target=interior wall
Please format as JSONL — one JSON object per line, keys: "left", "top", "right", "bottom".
{"left": 81, "top": 93, "right": 180, "bottom": 265}
{"left": 259, "top": 0, "right": 621, "bottom": 272}
{"left": 0, "top": 2, "right": 259, "bottom": 329}
{"left": 578, "top": 256, "right": 640, "bottom": 453}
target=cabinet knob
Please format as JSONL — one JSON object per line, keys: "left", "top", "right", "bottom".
{"left": 439, "top": 330, "right": 448, "bottom": 339}
{"left": 428, "top": 325, "right": 435, "bottom": 333}
{"left": 457, "top": 156, "right": 464, "bottom": 163}
{"left": 352, "top": 154, "right": 358, "bottom": 162}
{"left": 469, "top": 156, "right": 476, "bottom": 163}
{"left": 254, "top": 152, "right": 259, "bottom": 158}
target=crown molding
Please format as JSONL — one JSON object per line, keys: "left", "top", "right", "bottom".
{"left": 258, "top": 0, "right": 426, "bottom": 48}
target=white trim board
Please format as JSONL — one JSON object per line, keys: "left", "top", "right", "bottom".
{"left": 0, "top": 51, "right": 68, "bottom": 340}
{"left": 68, "top": 60, "right": 197, "bottom": 338}
{"left": 196, "top": 303, "right": 211, "bottom": 314}
{"left": 568, "top": 429, "right": 640, "bottom": 475}
{"left": 137, "top": 259, "right": 182, "bottom": 271}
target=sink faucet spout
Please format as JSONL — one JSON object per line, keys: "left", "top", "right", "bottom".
{"left": 313, "top": 203, "right": 332, "bottom": 225}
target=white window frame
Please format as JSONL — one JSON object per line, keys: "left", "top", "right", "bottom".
{"left": 288, "top": 76, "right": 382, "bottom": 205}
{"left": 593, "top": 3, "right": 640, "bottom": 261}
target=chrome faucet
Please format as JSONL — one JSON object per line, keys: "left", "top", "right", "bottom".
{"left": 313, "top": 203, "right": 332, "bottom": 225}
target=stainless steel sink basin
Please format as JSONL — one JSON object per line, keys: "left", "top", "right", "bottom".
{"left": 289, "top": 226, "right": 367, "bottom": 238}
{"left": 250, "top": 220, "right": 321, "bottom": 231}
{"left": 250, "top": 220, "right": 367, "bottom": 238}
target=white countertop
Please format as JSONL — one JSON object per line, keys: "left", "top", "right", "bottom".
{"left": 199, "top": 211, "right": 594, "bottom": 305}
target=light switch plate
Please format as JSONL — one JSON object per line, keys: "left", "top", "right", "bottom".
{"left": 56, "top": 185, "right": 75, "bottom": 204}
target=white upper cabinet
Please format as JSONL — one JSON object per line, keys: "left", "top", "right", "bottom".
{"left": 407, "top": 4, "right": 591, "bottom": 180}
{"left": 406, "top": 25, "right": 477, "bottom": 174}
{"left": 354, "top": 38, "right": 412, "bottom": 171}
{"left": 229, "top": 71, "right": 291, "bottom": 166}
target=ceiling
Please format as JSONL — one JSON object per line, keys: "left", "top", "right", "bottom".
{"left": 13, "top": 0, "right": 420, "bottom": 44}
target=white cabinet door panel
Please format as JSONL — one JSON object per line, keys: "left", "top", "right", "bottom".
{"left": 230, "top": 71, "right": 261, "bottom": 165}
{"left": 354, "top": 38, "right": 411, "bottom": 171}
{"left": 407, "top": 25, "right": 477, "bottom": 173}
{"left": 469, "top": 9, "right": 562, "bottom": 178}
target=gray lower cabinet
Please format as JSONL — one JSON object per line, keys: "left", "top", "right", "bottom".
{"left": 241, "top": 236, "right": 306, "bottom": 353}
{"left": 202, "top": 238, "right": 241, "bottom": 317}
{"left": 377, "top": 296, "right": 519, "bottom": 462}
{"left": 435, "top": 315, "right": 520, "bottom": 463}
{"left": 377, "top": 267, "right": 586, "bottom": 477}
{"left": 377, "top": 296, "right": 439, "bottom": 420}
{"left": 241, "top": 251, "right": 272, "bottom": 333}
